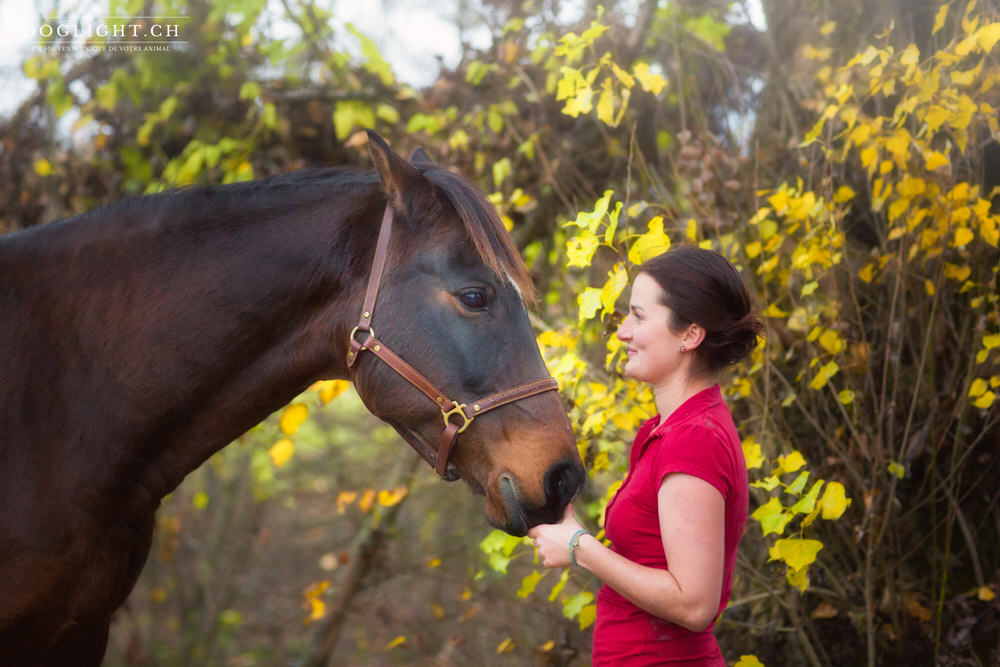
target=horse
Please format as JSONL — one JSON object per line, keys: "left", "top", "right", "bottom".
{"left": 0, "top": 131, "right": 585, "bottom": 665}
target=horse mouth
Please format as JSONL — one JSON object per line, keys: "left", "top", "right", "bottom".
{"left": 386, "top": 420, "right": 461, "bottom": 482}
{"left": 498, "top": 474, "right": 529, "bottom": 536}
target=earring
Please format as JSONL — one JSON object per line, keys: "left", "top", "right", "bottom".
{"left": 680, "top": 344, "right": 687, "bottom": 352}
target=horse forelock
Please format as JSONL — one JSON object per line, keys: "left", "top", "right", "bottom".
{"left": 421, "top": 168, "right": 537, "bottom": 305}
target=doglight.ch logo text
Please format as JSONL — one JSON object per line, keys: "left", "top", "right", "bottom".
{"left": 26, "top": 16, "right": 189, "bottom": 52}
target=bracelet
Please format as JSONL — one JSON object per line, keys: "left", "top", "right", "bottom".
{"left": 568, "top": 529, "right": 590, "bottom": 566}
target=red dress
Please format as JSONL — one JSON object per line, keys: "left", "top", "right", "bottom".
{"left": 594, "top": 385, "right": 748, "bottom": 665}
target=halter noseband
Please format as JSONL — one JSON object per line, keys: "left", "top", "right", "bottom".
{"left": 346, "top": 205, "right": 559, "bottom": 478}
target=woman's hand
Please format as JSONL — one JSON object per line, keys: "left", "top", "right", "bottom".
{"left": 527, "top": 503, "right": 583, "bottom": 568}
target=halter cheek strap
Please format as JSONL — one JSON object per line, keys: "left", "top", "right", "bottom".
{"left": 346, "top": 204, "right": 558, "bottom": 478}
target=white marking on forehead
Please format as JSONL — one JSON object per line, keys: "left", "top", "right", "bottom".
{"left": 504, "top": 269, "right": 525, "bottom": 303}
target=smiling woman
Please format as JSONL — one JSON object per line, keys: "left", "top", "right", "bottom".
{"left": 530, "top": 246, "right": 763, "bottom": 666}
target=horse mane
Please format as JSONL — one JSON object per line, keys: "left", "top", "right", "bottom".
{"left": 419, "top": 166, "right": 537, "bottom": 304}
{"left": 60, "top": 164, "right": 535, "bottom": 303}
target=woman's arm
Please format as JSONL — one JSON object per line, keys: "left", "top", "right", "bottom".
{"left": 529, "top": 473, "right": 725, "bottom": 632}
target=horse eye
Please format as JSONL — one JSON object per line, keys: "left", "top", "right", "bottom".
{"left": 459, "top": 290, "right": 488, "bottom": 310}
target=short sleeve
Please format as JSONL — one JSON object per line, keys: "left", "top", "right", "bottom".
{"left": 646, "top": 424, "right": 732, "bottom": 501}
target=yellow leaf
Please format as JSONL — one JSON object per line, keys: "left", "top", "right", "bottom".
{"left": 562, "top": 86, "right": 593, "bottom": 117}
{"left": 833, "top": 185, "right": 855, "bottom": 203}
{"left": 313, "top": 379, "right": 350, "bottom": 404}
{"left": 900, "top": 43, "right": 920, "bottom": 66}
{"left": 976, "top": 22, "right": 1000, "bottom": 51}
{"left": 925, "top": 151, "right": 949, "bottom": 170}
{"left": 932, "top": 3, "right": 949, "bottom": 35}
{"left": 578, "top": 603, "right": 597, "bottom": 629}
{"left": 809, "top": 361, "right": 840, "bottom": 390}
{"left": 924, "top": 279, "right": 936, "bottom": 295}
{"left": 858, "top": 263, "right": 875, "bottom": 283}
{"left": 359, "top": 489, "right": 377, "bottom": 513}
{"left": 888, "top": 461, "right": 905, "bottom": 479}
{"left": 777, "top": 450, "right": 807, "bottom": 474}
{"left": 496, "top": 637, "right": 515, "bottom": 654}
{"left": 734, "top": 656, "right": 766, "bottom": 667}
{"left": 596, "top": 79, "right": 616, "bottom": 125}
{"left": 972, "top": 390, "right": 995, "bottom": 408}
{"left": 540, "top": 640, "right": 555, "bottom": 652}
{"left": 600, "top": 263, "right": 628, "bottom": 315}
{"left": 984, "top": 333, "right": 1000, "bottom": 349}
{"left": 577, "top": 287, "right": 603, "bottom": 322}
{"left": 821, "top": 481, "right": 850, "bottom": 519}
{"left": 566, "top": 232, "right": 600, "bottom": 268}
{"left": 192, "top": 491, "right": 209, "bottom": 510}
{"left": 685, "top": 218, "right": 698, "bottom": 242}
{"left": 386, "top": 635, "right": 406, "bottom": 650}
{"left": 269, "top": 438, "right": 294, "bottom": 468}
{"left": 763, "top": 303, "right": 788, "bottom": 318}
{"left": 971, "top": 378, "right": 990, "bottom": 398}
{"left": 818, "top": 329, "right": 844, "bottom": 354}
{"left": 977, "top": 586, "right": 996, "bottom": 601}
{"left": 307, "top": 597, "right": 326, "bottom": 623}
{"left": 378, "top": 486, "right": 408, "bottom": 507}
{"left": 742, "top": 436, "right": 765, "bottom": 469}
{"left": 336, "top": 491, "right": 357, "bottom": 514}
{"left": 280, "top": 403, "right": 308, "bottom": 436}
{"left": 820, "top": 21, "right": 836, "bottom": 36}
{"left": 925, "top": 106, "right": 950, "bottom": 132}
{"left": 632, "top": 62, "right": 667, "bottom": 95}
{"left": 768, "top": 537, "right": 823, "bottom": 571}
{"left": 954, "top": 227, "right": 974, "bottom": 246}
{"left": 427, "top": 557, "right": 441, "bottom": 568}
{"left": 628, "top": 216, "right": 671, "bottom": 264}
{"left": 838, "top": 390, "right": 855, "bottom": 405}
{"left": 33, "top": 159, "right": 52, "bottom": 176}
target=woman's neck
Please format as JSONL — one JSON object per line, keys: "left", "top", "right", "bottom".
{"left": 653, "top": 372, "right": 715, "bottom": 422}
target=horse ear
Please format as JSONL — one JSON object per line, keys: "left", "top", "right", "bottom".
{"left": 409, "top": 146, "right": 434, "bottom": 164}
{"left": 366, "top": 130, "right": 423, "bottom": 212}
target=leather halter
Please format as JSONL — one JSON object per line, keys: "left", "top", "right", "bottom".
{"left": 346, "top": 205, "right": 559, "bottom": 478}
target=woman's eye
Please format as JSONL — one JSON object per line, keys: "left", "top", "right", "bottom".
{"left": 459, "top": 290, "right": 488, "bottom": 310}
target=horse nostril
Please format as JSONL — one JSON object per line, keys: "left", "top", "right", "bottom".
{"left": 544, "top": 461, "right": 584, "bottom": 509}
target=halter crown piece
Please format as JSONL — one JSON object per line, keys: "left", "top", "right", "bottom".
{"left": 346, "top": 204, "right": 559, "bottom": 478}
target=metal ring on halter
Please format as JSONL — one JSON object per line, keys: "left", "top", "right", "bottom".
{"left": 349, "top": 325, "right": 376, "bottom": 344}
{"left": 441, "top": 403, "right": 473, "bottom": 433}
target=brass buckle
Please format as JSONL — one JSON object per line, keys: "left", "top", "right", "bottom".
{"left": 441, "top": 403, "right": 473, "bottom": 433}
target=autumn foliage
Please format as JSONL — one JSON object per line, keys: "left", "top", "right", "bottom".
{"left": 4, "top": 0, "right": 1000, "bottom": 664}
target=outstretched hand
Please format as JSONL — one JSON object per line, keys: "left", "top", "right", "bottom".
{"left": 527, "top": 502, "right": 584, "bottom": 568}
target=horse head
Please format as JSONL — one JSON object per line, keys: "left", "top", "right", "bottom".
{"left": 348, "top": 133, "right": 584, "bottom": 536}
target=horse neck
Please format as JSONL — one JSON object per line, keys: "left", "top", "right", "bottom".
{"left": 13, "top": 179, "right": 383, "bottom": 518}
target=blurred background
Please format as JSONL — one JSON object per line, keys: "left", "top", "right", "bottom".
{"left": 3, "top": 0, "right": 1000, "bottom": 665}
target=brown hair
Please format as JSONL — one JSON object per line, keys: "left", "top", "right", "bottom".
{"left": 639, "top": 245, "right": 764, "bottom": 374}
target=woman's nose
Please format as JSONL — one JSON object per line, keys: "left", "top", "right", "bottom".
{"left": 616, "top": 315, "right": 632, "bottom": 341}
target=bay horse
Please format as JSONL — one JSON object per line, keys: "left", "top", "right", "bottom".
{"left": 0, "top": 131, "right": 584, "bottom": 665}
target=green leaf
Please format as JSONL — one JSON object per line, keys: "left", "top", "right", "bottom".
{"left": 784, "top": 471, "right": 809, "bottom": 495}
{"left": 790, "top": 480, "right": 824, "bottom": 514}
{"left": 562, "top": 591, "right": 594, "bottom": 619}
{"left": 751, "top": 497, "right": 793, "bottom": 537}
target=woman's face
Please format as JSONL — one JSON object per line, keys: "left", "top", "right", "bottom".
{"left": 616, "top": 273, "right": 686, "bottom": 385}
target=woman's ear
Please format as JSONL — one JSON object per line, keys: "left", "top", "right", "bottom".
{"left": 681, "top": 323, "right": 707, "bottom": 352}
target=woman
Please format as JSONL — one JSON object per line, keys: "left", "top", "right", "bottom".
{"left": 529, "top": 245, "right": 763, "bottom": 665}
